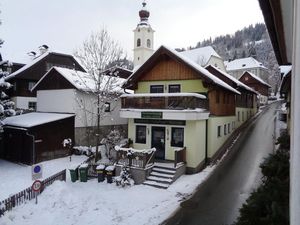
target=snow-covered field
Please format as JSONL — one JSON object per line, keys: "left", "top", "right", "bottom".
{"left": 0, "top": 155, "right": 88, "bottom": 200}
{"left": 0, "top": 164, "right": 214, "bottom": 225}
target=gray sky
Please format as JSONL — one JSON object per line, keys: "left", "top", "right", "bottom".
{"left": 0, "top": 0, "right": 264, "bottom": 63}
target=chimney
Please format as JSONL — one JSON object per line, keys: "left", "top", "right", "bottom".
{"left": 38, "top": 44, "right": 49, "bottom": 55}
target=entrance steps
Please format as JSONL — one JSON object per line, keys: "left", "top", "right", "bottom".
{"left": 143, "top": 164, "right": 177, "bottom": 189}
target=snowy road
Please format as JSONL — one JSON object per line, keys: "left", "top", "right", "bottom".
{"left": 164, "top": 102, "right": 280, "bottom": 225}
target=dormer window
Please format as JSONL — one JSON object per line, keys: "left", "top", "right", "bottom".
{"left": 242, "top": 64, "right": 246, "bottom": 67}
{"left": 137, "top": 38, "right": 141, "bottom": 47}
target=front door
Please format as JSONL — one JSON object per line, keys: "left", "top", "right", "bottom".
{"left": 151, "top": 127, "right": 166, "bottom": 160}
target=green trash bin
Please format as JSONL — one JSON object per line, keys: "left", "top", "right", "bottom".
{"left": 69, "top": 167, "right": 78, "bottom": 182}
{"left": 79, "top": 163, "right": 89, "bottom": 182}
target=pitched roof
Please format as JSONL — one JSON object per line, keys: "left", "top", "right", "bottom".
{"left": 32, "top": 66, "right": 127, "bottom": 93}
{"left": 241, "top": 71, "right": 272, "bottom": 88}
{"left": 5, "top": 51, "right": 86, "bottom": 80}
{"left": 205, "top": 65, "right": 257, "bottom": 94}
{"left": 124, "top": 45, "right": 240, "bottom": 95}
{"left": 3, "top": 112, "right": 74, "bottom": 128}
{"left": 226, "top": 57, "right": 267, "bottom": 71}
{"left": 102, "top": 66, "right": 133, "bottom": 79}
{"left": 180, "top": 46, "right": 222, "bottom": 66}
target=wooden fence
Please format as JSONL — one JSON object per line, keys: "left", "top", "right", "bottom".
{"left": 0, "top": 169, "right": 66, "bottom": 217}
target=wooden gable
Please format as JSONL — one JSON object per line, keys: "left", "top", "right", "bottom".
{"left": 140, "top": 56, "right": 200, "bottom": 81}
{"left": 34, "top": 69, "right": 75, "bottom": 91}
{"left": 239, "top": 72, "right": 269, "bottom": 96}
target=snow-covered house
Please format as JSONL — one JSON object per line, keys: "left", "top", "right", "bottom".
{"left": 120, "top": 45, "right": 241, "bottom": 174}
{"left": 5, "top": 51, "right": 85, "bottom": 110}
{"left": 2, "top": 112, "right": 75, "bottom": 165}
{"left": 239, "top": 71, "right": 271, "bottom": 105}
{"left": 180, "top": 46, "right": 226, "bottom": 71}
{"left": 225, "top": 57, "right": 270, "bottom": 82}
{"left": 206, "top": 65, "right": 258, "bottom": 128}
{"left": 32, "top": 67, "right": 129, "bottom": 146}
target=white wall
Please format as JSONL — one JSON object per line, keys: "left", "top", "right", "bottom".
{"left": 37, "top": 89, "right": 128, "bottom": 128}
{"left": 12, "top": 96, "right": 37, "bottom": 110}
{"left": 37, "top": 89, "right": 76, "bottom": 113}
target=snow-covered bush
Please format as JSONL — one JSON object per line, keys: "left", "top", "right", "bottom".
{"left": 115, "top": 166, "right": 134, "bottom": 187}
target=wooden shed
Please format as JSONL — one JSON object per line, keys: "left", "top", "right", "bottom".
{"left": 2, "top": 112, "right": 75, "bottom": 165}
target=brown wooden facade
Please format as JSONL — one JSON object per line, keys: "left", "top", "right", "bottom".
{"left": 239, "top": 72, "right": 270, "bottom": 96}
{"left": 208, "top": 88, "right": 236, "bottom": 116}
{"left": 3, "top": 116, "right": 75, "bottom": 165}
{"left": 6, "top": 52, "right": 85, "bottom": 98}
{"left": 206, "top": 65, "right": 256, "bottom": 109}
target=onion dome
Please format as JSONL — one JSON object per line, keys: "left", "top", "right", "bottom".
{"left": 138, "top": 1, "right": 150, "bottom": 26}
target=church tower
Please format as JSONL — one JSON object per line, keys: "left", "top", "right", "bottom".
{"left": 133, "top": 1, "right": 154, "bottom": 67}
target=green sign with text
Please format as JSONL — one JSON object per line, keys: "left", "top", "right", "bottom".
{"left": 141, "top": 112, "right": 162, "bottom": 119}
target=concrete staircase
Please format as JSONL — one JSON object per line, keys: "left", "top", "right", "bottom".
{"left": 143, "top": 165, "right": 177, "bottom": 189}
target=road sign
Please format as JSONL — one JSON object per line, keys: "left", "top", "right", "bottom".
{"left": 32, "top": 164, "right": 43, "bottom": 180}
{"left": 31, "top": 180, "right": 43, "bottom": 192}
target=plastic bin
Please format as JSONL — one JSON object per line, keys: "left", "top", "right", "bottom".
{"left": 105, "top": 165, "right": 115, "bottom": 184}
{"left": 79, "top": 163, "right": 89, "bottom": 182}
{"left": 96, "top": 164, "right": 106, "bottom": 182}
{"left": 69, "top": 167, "right": 78, "bottom": 182}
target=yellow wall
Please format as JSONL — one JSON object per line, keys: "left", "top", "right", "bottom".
{"left": 128, "top": 119, "right": 206, "bottom": 169}
{"left": 207, "top": 116, "right": 236, "bottom": 158}
{"left": 235, "top": 107, "right": 253, "bottom": 128}
{"left": 136, "top": 80, "right": 208, "bottom": 93}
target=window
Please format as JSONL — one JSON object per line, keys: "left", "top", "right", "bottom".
{"left": 137, "top": 38, "right": 141, "bottom": 47}
{"left": 13, "top": 82, "right": 17, "bottom": 91}
{"left": 28, "top": 102, "right": 36, "bottom": 110}
{"left": 136, "top": 125, "right": 146, "bottom": 144}
{"left": 147, "top": 39, "right": 151, "bottom": 48}
{"left": 217, "top": 126, "right": 221, "bottom": 137}
{"left": 168, "top": 84, "right": 181, "bottom": 93}
{"left": 228, "top": 123, "right": 230, "bottom": 133}
{"left": 150, "top": 85, "right": 164, "bottom": 93}
{"left": 104, "top": 102, "right": 110, "bottom": 112}
{"left": 238, "top": 112, "right": 240, "bottom": 121}
{"left": 224, "top": 124, "right": 227, "bottom": 135}
{"left": 28, "top": 81, "right": 36, "bottom": 91}
{"left": 232, "top": 121, "right": 235, "bottom": 130}
{"left": 171, "top": 127, "right": 184, "bottom": 147}
{"left": 242, "top": 112, "right": 244, "bottom": 121}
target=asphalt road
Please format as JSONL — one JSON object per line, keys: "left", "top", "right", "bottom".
{"left": 164, "top": 102, "right": 280, "bottom": 225}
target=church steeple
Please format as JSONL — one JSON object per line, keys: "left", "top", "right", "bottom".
{"left": 133, "top": 1, "right": 154, "bottom": 67}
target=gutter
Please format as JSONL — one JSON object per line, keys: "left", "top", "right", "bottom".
{"left": 205, "top": 119, "right": 208, "bottom": 165}
{"left": 26, "top": 131, "right": 35, "bottom": 165}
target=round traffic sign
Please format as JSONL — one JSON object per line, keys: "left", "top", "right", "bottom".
{"left": 32, "top": 180, "right": 43, "bottom": 192}
{"left": 33, "top": 165, "right": 41, "bottom": 173}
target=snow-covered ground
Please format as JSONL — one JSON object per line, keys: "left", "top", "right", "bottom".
{"left": 1, "top": 164, "right": 214, "bottom": 225}
{"left": 0, "top": 155, "right": 88, "bottom": 200}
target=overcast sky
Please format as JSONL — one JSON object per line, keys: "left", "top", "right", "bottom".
{"left": 0, "top": 0, "right": 264, "bottom": 63}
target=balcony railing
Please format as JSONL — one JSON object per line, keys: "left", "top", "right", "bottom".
{"left": 121, "top": 93, "right": 208, "bottom": 110}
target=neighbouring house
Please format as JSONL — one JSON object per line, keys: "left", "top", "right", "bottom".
{"left": 120, "top": 45, "right": 242, "bottom": 177}
{"left": 239, "top": 71, "right": 271, "bottom": 105}
{"left": 279, "top": 65, "right": 292, "bottom": 131}
{"left": 225, "top": 57, "right": 270, "bottom": 82}
{"left": 205, "top": 65, "right": 258, "bottom": 128}
{"left": 102, "top": 65, "right": 133, "bottom": 79}
{"left": 32, "top": 66, "right": 129, "bottom": 146}
{"left": 180, "top": 46, "right": 226, "bottom": 71}
{"left": 5, "top": 51, "right": 85, "bottom": 110}
{"left": 2, "top": 112, "right": 75, "bottom": 165}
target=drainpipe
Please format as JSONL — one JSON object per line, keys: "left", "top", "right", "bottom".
{"left": 205, "top": 119, "right": 208, "bottom": 166}
{"left": 26, "top": 131, "right": 35, "bottom": 165}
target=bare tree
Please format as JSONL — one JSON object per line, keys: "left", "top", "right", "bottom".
{"left": 74, "top": 28, "right": 125, "bottom": 161}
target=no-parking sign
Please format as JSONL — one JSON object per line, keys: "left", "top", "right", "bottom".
{"left": 32, "top": 164, "right": 43, "bottom": 180}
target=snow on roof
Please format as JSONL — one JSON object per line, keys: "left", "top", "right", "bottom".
{"left": 3, "top": 112, "right": 74, "bottom": 128}
{"left": 243, "top": 71, "right": 272, "bottom": 88}
{"left": 279, "top": 65, "right": 292, "bottom": 76}
{"left": 205, "top": 65, "right": 257, "bottom": 94}
{"left": 5, "top": 51, "right": 80, "bottom": 80}
{"left": 226, "top": 57, "right": 267, "bottom": 71}
{"left": 33, "top": 67, "right": 127, "bottom": 93}
{"left": 180, "top": 46, "right": 222, "bottom": 66}
{"left": 163, "top": 46, "right": 240, "bottom": 95}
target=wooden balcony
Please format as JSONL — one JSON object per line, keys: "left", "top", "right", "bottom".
{"left": 121, "top": 93, "right": 209, "bottom": 110}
